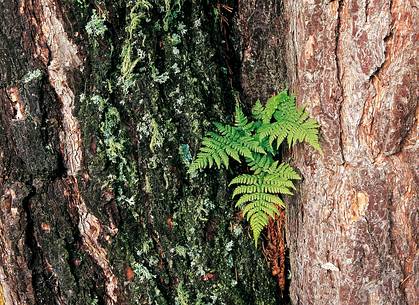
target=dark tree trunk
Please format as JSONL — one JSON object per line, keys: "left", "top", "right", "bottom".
{"left": 0, "top": 1, "right": 278, "bottom": 304}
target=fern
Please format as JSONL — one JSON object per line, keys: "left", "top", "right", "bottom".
{"left": 189, "top": 90, "right": 321, "bottom": 246}
{"left": 259, "top": 93, "right": 321, "bottom": 150}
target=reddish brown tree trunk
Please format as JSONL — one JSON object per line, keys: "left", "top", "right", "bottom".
{"left": 234, "top": 0, "right": 417, "bottom": 304}
{"left": 283, "top": 1, "right": 417, "bottom": 304}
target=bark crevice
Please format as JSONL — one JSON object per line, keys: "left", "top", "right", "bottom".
{"left": 335, "top": 0, "right": 346, "bottom": 165}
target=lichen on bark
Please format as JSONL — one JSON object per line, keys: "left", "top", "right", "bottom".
{"left": 0, "top": 0, "right": 280, "bottom": 304}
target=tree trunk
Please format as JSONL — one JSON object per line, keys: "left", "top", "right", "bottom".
{"left": 1, "top": 0, "right": 417, "bottom": 305}
{"left": 282, "top": 1, "right": 418, "bottom": 304}
{"left": 0, "top": 1, "right": 278, "bottom": 304}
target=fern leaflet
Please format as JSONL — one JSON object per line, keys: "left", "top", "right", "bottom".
{"left": 189, "top": 90, "right": 321, "bottom": 246}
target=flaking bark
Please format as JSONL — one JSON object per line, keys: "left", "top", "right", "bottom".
{"left": 283, "top": 1, "right": 417, "bottom": 304}
{"left": 0, "top": 0, "right": 417, "bottom": 305}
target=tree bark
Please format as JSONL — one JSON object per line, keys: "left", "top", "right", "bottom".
{"left": 282, "top": 1, "right": 418, "bottom": 304}
{"left": 0, "top": 1, "right": 278, "bottom": 304}
{"left": 0, "top": 0, "right": 417, "bottom": 305}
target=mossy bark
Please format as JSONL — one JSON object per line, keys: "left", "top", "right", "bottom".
{"left": 0, "top": 1, "right": 279, "bottom": 305}
{"left": 2, "top": 1, "right": 415, "bottom": 305}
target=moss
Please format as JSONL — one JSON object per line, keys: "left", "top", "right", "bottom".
{"left": 22, "top": 69, "right": 43, "bottom": 83}
{"left": 178, "top": 143, "right": 192, "bottom": 165}
{"left": 85, "top": 9, "right": 107, "bottom": 38}
{"left": 75, "top": 0, "right": 278, "bottom": 304}
{"left": 175, "top": 281, "right": 191, "bottom": 305}
{"left": 162, "top": 0, "right": 182, "bottom": 31}
{"left": 119, "top": 1, "right": 152, "bottom": 93}
{"left": 149, "top": 118, "right": 164, "bottom": 152}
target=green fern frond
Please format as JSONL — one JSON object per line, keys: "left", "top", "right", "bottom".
{"left": 242, "top": 200, "right": 281, "bottom": 219}
{"left": 261, "top": 92, "right": 286, "bottom": 123}
{"left": 270, "top": 96, "right": 321, "bottom": 151}
{"left": 230, "top": 169, "right": 297, "bottom": 245}
{"left": 249, "top": 212, "right": 270, "bottom": 245}
{"left": 241, "top": 136, "right": 266, "bottom": 154}
{"left": 232, "top": 182, "right": 293, "bottom": 197}
{"left": 233, "top": 103, "right": 256, "bottom": 134}
{"left": 258, "top": 136, "right": 275, "bottom": 155}
{"left": 212, "top": 122, "right": 237, "bottom": 137}
{"left": 189, "top": 91, "right": 321, "bottom": 246}
{"left": 229, "top": 174, "right": 259, "bottom": 186}
{"left": 234, "top": 104, "right": 250, "bottom": 130}
{"left": 189, "top": 124, "right": 254, "bottom": 173}
{"left": 235, "top": 193, "right": 284, "bottom": 210}
{"left": 267, "top": 162, "right": 301, "bottom": 180}
{"left": 251, "top": 99, "right": 264, "bottom": 120}
{"left": 299, "top": 118, "right": 321, "bottom": 151}
{"left": 231, "top": 173, "right": 296, "bottom": 197}
{"left": 246, "top": 154, "right": 274, "bottom": 174}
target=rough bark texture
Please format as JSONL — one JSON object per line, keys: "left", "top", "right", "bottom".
{"left": 283, "top": 1, "right": 418, "bottom": 304}
{"left": 1, "top": 0, "right": 417, "bottom": 305}
{"left": 0, "top": 1, "right": 279, "bottom": 304}
{"left": 234, "top": 0, "right": 287, "bottom": 106}
{"left": 232, "top": 0, "right": 290, "bottom": 295}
